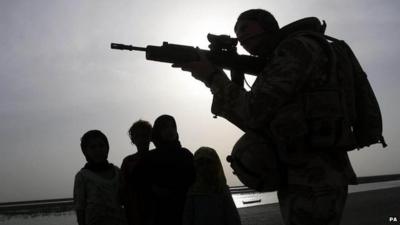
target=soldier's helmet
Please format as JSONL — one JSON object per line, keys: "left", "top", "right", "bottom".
{"left": 227, "top": 132, "right": 280, "bottom": 192}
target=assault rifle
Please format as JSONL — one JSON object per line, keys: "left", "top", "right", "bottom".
{"left": 110, "top": 34, "right": 265, "bottom": 76}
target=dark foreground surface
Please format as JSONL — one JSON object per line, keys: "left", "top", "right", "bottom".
{"left": 238, "top": 186, "right": 400, "bottom": 225}
{"left": 1, "top": 184, "right": 399, "bottom": 225}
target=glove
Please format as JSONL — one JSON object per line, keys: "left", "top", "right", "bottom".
{"left": 172, "top": 48, "right": 221, "bottom": 87}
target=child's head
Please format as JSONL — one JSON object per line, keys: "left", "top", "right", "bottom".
{"left": 193, "top": 147, "right": 227, "bottom": 192}
{"left": 80, "top": 130, "right": 109, "bottom": 163}
{"left": 128, "top": 120, "right": 152, "bottom": 152}
{"left": 152, "top": 115, "right": 179, "bottom": 148}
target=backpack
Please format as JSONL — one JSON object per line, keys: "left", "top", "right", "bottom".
{"left": 276, "top": 17, "right": 387, "bottom": 151}
{"left": 299, "top": 28, "right": 387, "bottom": 151}
{"left": 332, "top": 36, "right": 387, "bottom": 149}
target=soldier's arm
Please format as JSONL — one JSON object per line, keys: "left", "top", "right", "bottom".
{"left": 209, "top": 37, "right": 319, "bottom": 132}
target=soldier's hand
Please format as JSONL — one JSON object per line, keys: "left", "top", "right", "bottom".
{"left": 172, "top": 48, "right": 221, "bottom": 86}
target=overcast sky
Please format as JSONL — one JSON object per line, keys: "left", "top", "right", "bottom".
{"left": 0, "top": 0, "right": 399, "bottom": 202}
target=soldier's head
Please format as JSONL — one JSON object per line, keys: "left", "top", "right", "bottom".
{"left": 128, "top": 120, "right": 152, "bottom": 153}
{"left": 234, "top": 9, "right": 280, "bottom": 56}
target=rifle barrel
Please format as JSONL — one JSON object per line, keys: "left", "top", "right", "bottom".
{"left": 110, "top": 43, "right": 146, "bottom": 51}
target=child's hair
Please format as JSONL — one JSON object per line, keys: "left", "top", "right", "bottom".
{"left": 80, "top": 130, "right": 109, "bottom": 153}
{"left": 152, "top": 114, "right": 177, "bottom": 147}
{"left": 192, "top": 147, "right": 227, "bottom": 193}
{"left": 128, "top": 120, "right": 152, "bottom": 143}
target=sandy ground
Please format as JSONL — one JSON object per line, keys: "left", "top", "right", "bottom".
{"left": 1, "top": 186, "right": 399, "bottom": 225}
{"left": 238, "top": 186, "right": 400, "bottom": 225}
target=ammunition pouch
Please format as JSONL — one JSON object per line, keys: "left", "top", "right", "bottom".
{"left": 304, "top": 90, "right": 357, "bottom": 151}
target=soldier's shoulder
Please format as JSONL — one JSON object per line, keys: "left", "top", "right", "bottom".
{"left": 277, "top": 33, "right": 324, "bottom": 54}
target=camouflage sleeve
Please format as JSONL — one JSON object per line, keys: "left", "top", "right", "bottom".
{"left": 210, "top": 36, "right": 320, "bottom": 132}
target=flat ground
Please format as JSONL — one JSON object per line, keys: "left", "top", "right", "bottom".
{"left": 238, "top": 186, "right": 400, "bottom": 225}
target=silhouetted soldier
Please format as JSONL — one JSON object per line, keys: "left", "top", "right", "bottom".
{"left": 120, "top": 120, "right": 153, "bottom": 225}
{"left": 173, "top": 9, "right": 359, "bottom": 225}
{"left": 146, "top": 115, "right": 195, "bottom": 225}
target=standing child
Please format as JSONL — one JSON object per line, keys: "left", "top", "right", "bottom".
{"left": 183, "top": 147, "right": 242, "bottom": 225}
{"left": 120, "top": 120, "right": 154, "bottom": 225}
{"left": 74, "top": 130, "right": 126, "bottom": 225}
{"left": 147, "top": 114, "right": 195, "bottom": 225}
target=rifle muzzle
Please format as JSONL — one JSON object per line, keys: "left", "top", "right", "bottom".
{"left": 110, "top": 43, "right": 146, "bottom": 51}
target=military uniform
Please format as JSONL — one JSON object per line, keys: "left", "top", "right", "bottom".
{"left": 209, "top": 33, "right": 357, "bottom": 225}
